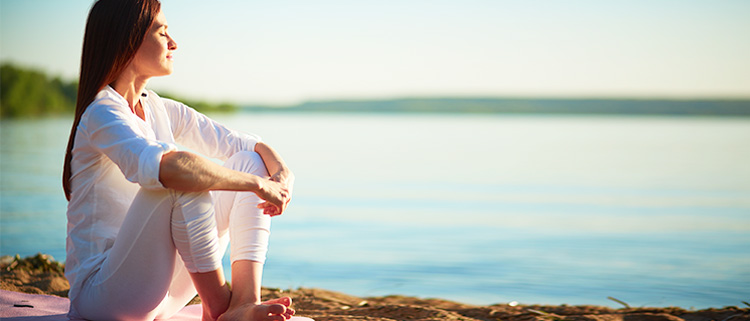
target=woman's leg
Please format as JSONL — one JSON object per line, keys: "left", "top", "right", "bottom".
{"left": 74, "top": 151, "right": 289, "bottom": 320}
{"left": 215, "top": 151, "right": 272, "bottom": 267}
{"left": 172, "top": 192, "right": 231, "bottom": 320}
{"left": 213, "top": 151, "right": 293, "bottom": 320}
{"left": 72, "top": 188, "right": 228, "bottom": 320}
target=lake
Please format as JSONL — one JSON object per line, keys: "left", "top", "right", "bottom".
{"left": 1, "top": 112, "right": 749, "bottom": 309}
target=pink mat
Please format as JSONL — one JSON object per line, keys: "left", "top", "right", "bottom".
{"left": 0, "top": 290, "right": 313, "bottom": 320}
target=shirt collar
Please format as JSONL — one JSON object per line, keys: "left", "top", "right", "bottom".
{"left": 101, "top": 85, "right": 149, "bottom": 106}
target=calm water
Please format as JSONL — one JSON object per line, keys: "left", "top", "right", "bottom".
{"left": 1, "top": 113, "right": 749, "bottom": 309}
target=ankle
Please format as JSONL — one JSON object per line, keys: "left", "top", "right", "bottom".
{"left": 205, "top": 283, "right": 232, "bottom": 319}
{"left": 227, "top": 290, "right": 261, "bottom": 309}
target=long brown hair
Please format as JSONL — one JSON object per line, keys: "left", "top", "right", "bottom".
{"left": 63, "top": 0, "right": 161, "bottom": 200}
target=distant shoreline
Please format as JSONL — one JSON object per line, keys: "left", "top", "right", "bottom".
{"left": 4, "top": 63, "right": 750, "bottom": 118}
{"left": 242, "top": 97, "right": 750, "bottom": 116}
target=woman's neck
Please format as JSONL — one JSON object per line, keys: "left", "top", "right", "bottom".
{"left": 111, "top": 69, "right": 150, "bottom": 118}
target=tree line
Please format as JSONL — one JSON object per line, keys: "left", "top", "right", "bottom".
{"left": 5, "top": 62, "right": 749, "bottom": 118}
{"left": 0, "top": 63, "right": 236, "bottom": 118}
{"left": 1, "top": 63, "right": 77, "bottom": 118}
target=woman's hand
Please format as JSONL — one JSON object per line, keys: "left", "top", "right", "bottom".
{"left": 255, "top": 177, "right": 291, "bottom": 216}
{"left": 270, "top": 169, "right": 294, "bottom": 197}
{"left": 263, "top": 170, "right": 294, "bottom": 216}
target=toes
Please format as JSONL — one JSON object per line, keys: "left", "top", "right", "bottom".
{"left": 284, "top": 307, "right": 296, "bottom": 317}
{"left": 270, "top": 303, "right": 287, "bottom": 315}
{"left": 257, "top": 303, "right": 287, "bottom": 316}
{"left": 263, "top": 297, "right": 295, "bottom": 319}
{"left": 268, "top": 315, "right": 285, "bottom": 321}
{"left": 262, "top": 297, "right": 292, "bottom": 307}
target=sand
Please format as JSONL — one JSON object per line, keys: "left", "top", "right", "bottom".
{"left": 2, "top": 254, "right": 747, "bottom": 321}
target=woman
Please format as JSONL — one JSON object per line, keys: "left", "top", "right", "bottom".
{"left": 62, "top": 1, "right": 295, "bottom": 320}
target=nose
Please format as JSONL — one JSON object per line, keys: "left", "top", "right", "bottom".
{"left": 168, "top": 35, "right": 177, "bottom": 50}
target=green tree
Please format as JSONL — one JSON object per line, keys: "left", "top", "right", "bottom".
{"left": 0, "top": 63, "right": 76, "bottom": 118}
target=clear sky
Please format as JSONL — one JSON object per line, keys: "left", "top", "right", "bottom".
{"left": 2, "top": 0, "right": 749, "bottom": 105}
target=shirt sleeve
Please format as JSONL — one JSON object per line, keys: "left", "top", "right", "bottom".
{"left": 81, "top": 103, "right": 177, "bottom": 189}
{"left": 162, "top": 97, "right": 261, "bottom": 160}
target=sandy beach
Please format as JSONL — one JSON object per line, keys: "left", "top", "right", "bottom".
{"left": 1, "top": 254, "right": 747, "bottom": 321}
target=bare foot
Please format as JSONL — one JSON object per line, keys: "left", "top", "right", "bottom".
{"left": 217, "top": 297, "right": 295, "bottom": 321}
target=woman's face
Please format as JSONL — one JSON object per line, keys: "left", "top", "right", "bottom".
{"left": 131, "top": 10, "right": 177, "bottom": 78}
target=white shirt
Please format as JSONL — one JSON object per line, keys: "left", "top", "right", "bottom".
{"left": 65, "top": 86, "right": 260, "bottom": 300}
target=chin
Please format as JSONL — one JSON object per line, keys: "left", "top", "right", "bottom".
{"left": 159, "top": 67, "right": 174, "bottom": 77}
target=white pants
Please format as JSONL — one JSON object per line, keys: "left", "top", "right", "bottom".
{"left": 71, "top": 151, "right": 271, "bottom": 321}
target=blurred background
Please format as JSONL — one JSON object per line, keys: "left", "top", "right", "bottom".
{"left": 2, "top": 0, "right": 749, "bottom": 309}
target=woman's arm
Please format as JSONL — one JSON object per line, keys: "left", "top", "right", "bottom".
{"left": 254, "top": 142, "right": 294, "bottom": 216}
{"left": 254, "top": 142, "right": 292, "bottom": 183}
{"left": 158, "top": 151, "right": 290, "bottom": 211}
{"left": 162, "top": 97, "right": 260, "bottom": 161}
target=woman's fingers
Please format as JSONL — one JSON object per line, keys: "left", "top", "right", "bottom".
{"left": 256, "top": 202, "right": 279, "bottom": 216}
{"left": 257, "top": 202, "right": 285, "bottom": 216}
{"left": 269, "top": 172, "right": 294, "bottom": 200}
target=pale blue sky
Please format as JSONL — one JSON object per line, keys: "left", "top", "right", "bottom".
{"left": 2, "top": 0, "right": 749, "bottom": 104}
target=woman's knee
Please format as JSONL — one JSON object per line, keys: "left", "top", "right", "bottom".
{"left": 170, "top": 190, "right": 223, "bottom": 273}
{"left": 224, "top": 150, "right": 269, "bottom": 177}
